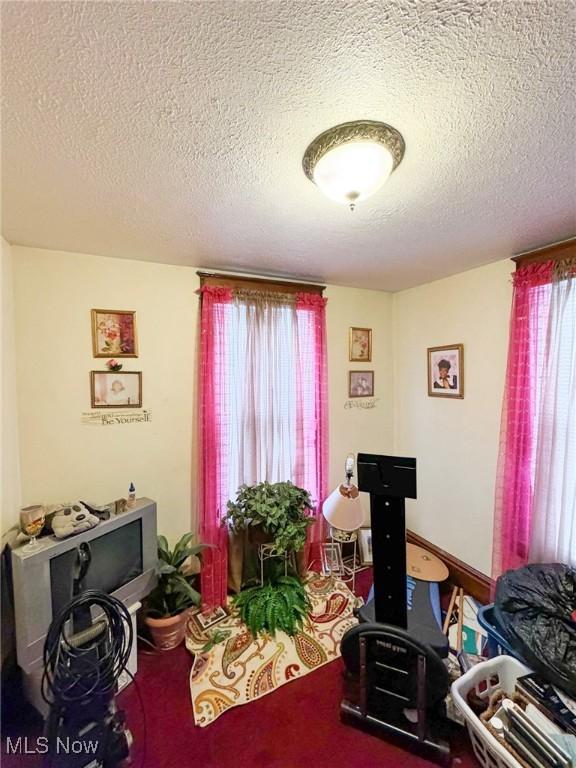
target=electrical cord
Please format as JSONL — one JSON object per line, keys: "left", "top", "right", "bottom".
{"left": 41, "top": 589, "right": 133, "bottom": 708}
{"left": 122, "top": 666, "right": 148, "bottom": 768}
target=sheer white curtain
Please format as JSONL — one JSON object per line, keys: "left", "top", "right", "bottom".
{"left": 223, "top": 292, "right": 299, "bottom": 501}
{"left": 529, "top": 263, "right": 576, "bottom": 565}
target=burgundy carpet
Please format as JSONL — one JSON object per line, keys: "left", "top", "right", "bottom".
{"left": 2, "top": 570, "right": 478, "bottom": 767}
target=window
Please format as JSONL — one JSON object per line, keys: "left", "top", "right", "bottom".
{"left": 493, "top": 255, "right": 576, "bottom": 575}
{"left": 198, "top": 281, "right": 328, "bottom": 607}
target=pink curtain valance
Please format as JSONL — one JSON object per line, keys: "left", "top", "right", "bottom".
{"left": 295, "top": 292, "right": 328, "bottom": 309}
{"left": 512, "top": 260, "right": 554, "bottom": 288}
{"left": 200, "top": 285, "right": 233, "bottom": 301}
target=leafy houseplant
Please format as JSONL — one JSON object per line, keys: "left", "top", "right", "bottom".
{"left": 145, "top": 533, "right": 206, "bottom": 650}
{"left": 224, "top": 481, "right": 314, "bottom": 554}
{"left": 233, "top": 572, "right": 311, "bottom": 638}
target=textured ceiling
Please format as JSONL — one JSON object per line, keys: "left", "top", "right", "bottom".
{"left": 2, "top": 1, "right": 575, "bottom": 291}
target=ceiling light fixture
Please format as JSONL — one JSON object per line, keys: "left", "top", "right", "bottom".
{"left": 302, "top": 120, "right": 405, "bottom": 210}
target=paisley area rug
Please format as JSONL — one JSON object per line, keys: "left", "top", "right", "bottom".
{"left": 186, "top": 574, "right": 360, "bottom": 726}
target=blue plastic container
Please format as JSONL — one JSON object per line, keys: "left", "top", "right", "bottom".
{"left": 477, "top": 603, "right": 526, "bottom": 663}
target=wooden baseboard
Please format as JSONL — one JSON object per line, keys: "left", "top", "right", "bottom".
{"left": 406, "top": 529, "right": 493, "bottom": 605}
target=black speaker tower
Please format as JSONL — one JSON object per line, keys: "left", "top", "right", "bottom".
{"left": 357, "top": 454, "right": 417, "bottom": 627}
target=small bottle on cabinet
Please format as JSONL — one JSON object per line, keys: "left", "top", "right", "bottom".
{"left": 127, "top": 482, "right": 136, "bottom": 508}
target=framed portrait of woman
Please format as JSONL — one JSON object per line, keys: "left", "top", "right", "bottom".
{"left": 427, "top": 344, "right": 464, "bottom": 398}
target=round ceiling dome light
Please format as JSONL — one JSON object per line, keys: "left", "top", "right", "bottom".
{"left": 302, "top": 120, "right": 405, "bottom": 210}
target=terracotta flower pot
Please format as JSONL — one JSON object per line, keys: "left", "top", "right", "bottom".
{"left": 145, "top": 611, "right": 188, "bottom": 650}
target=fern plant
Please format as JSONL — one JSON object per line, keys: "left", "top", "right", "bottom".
{"left": 224, "top": 481, "right": 314, "bottom": 554}
{"left": 233, "top": 574, "right": 311, "bottom": 637}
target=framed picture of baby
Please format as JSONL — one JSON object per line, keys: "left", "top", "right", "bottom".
{"left": 91, "top": 309, "right": 138, "bottom": 357}
{"left": 427, "top": 344, "right": 464, "bottom": 398}
{"left": 91, "top": 371, "right": 142, "bottom": 408}
{"left": 349, "top": 370, "right": 374, "bottom": 398}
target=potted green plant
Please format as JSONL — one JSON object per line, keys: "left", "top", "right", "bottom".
{"left": 144, "top": 533, "right": 206, "bottom": 650}
{"left": 233, "top": 570, "right": 311, "bottom": 638}
{"left": 224, "top": 480, "right": 314, "bottom": 554}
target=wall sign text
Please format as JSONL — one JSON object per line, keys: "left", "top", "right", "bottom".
{"left": 82, "top": 409, "right": 152, "bottom": 426}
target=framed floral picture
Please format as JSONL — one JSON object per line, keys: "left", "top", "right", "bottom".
{"left": 90, "top": 371, "right": 142, "bottom": 408}
{"left": 427, "top": 344, "right": 464, "bottom": 398}
{"left": 349, "top": 327, "right": 372, "bottom": 362}
{"left": 91, "top": 309, "right": 138, "bottom": 357}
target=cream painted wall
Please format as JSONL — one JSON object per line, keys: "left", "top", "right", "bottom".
{"left": 12, "top": 247, "right": 395, "bottom": 543}
{"left": 393, "top": 259, "right": 513, "bottom": 574}
{"left": 1, "top": 237, "right": 22, "bottom": 532}
{"left": 12, "top": 244, "right": 512, "bottom": 571}
{"left": 326, "top": 285, "right": 394, "bottom": 524}
{"left": 12, "top": 247, "right": 198, "bottom": 545}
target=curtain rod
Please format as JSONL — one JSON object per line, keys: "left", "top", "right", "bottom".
{"left": 197, "top": 271, "right": 326, "bottom": 294}
{"left": 512, "top": 238, "right": 576, "bottom": 268}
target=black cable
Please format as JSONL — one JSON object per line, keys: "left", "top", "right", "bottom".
{"left": 123, "top": 666, "right": 147, "bottom": 768}
{"left": 41, "top": 589, "right": 133, "bottom": 708}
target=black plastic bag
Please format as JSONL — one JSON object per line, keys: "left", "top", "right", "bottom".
{"left": 492, "top": 563, "right": 576, "bottom": 696}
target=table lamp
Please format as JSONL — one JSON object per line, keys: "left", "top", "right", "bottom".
{"left": 322, "top": 454, "right": 364, "bottom": 588}
{"left": 323, "top": 454, "right": 364, "bottom": 531}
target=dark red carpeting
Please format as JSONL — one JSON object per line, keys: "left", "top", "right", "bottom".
{"left": 2, "top": 571, "right": 478, "bottom": 767}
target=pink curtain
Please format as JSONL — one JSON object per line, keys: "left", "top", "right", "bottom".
{"left": 492, "top": 261, "right": 553, "bottom": 578}
{"left": 198, "top": 287, "right": 329, "bottom": 609}
{"left": 198, "top": 286, "right": 233, "bottom": 609}
{"left": 295, "top": 293, "right": 329, "bottom": 559}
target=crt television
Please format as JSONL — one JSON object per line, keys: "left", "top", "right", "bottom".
{"left": 11, "top": 497, "right": 157, "bottom": 673}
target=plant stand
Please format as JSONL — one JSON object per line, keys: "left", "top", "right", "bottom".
{"left": 258, "top": 543, "right": 296, "bottom": 585}
{"left": 322, "top": 527, "right": 360, "bottom": 591}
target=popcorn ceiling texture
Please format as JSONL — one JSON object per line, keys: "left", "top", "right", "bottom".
{"left": 1, "top": 1, "right": 575, "bottom": 291}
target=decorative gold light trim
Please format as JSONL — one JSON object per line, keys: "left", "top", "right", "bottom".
{"left": 302, "top": 120, "right": 405, "bottom": 182}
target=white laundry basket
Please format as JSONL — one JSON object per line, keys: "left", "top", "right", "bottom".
{"left": 451, "top": 655, "right": 532, "bottom": 768}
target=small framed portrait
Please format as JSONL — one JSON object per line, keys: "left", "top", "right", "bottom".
{"left": 91, "top": 371, "right": 142, "bottom": 408}
{"left": 359, "top": 528, "right": 373, "bottom": 565}
{"left": 349, "top": 327, "right": 372, "bottom": 362}
{"left": 349, "top": 370, "right": 374, "bottom": 398}
{"left": 91, "top": 309, "right": 138, "bottom": 357}
{"left": 321, "top": 542, "right": 346, "bottom": 578}
{"left": 427, "top": 344, "right": 464, "bottom": 398}
{"left": 189, "top": 605, "right": 228, "bottom": 633}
